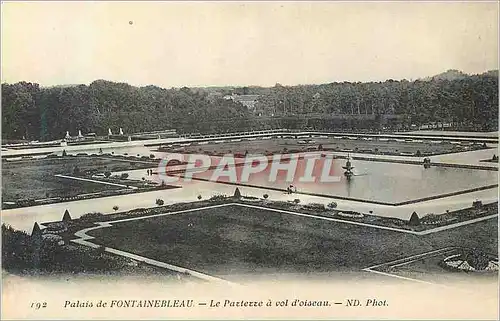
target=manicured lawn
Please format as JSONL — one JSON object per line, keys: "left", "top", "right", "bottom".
{"left": 180, "top": 137, "right": 476, "bottom": 156}
{"left": 2, "top": 156, "right": 157, "bottom": 201}
{"left": 88, "top": 204, "right": 498, "bottom": 278}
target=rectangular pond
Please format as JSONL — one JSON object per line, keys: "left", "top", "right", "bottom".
{"left": 172, "top": 157, "right": 497, "bottom": 205}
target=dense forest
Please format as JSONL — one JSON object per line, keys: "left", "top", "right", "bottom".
{"left": 2, "top": 70, "right": 498, "bottom": 141}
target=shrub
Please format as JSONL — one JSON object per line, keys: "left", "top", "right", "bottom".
{"left": 416, "top": 150, "right": 422, "bottom": 157}
{"left": 421, "top": 213, "right": 441, "bottom": 224}
{"left": 293, "top": 198, "right": 301, "bottom": 204}
{"left": 31, "top": 222, "right": 42, "bottom": 237}
{"left": 304, "top": 203, "right": 326, "bottom": 211}
{"left": 150, "top": 154, "right": 155, "bottom": 159}
{"left": 327, "top": 201, "right": 338, "bottom": 209}
{"left": 42, "top": 234, "right": 64, "bottom": 245}
{"left": 104, "top": 171, "right": 111, "bottom": 178}
{"left": 263, "top": 194, "right": 269, "bottom": 199}
{"left": 113, "top": 205, "right": 119, "bottom": 211}
{"left": 120, "top": 173, "right": 129, "bottom": 179}
{"left": 409, "top": 211, "right": 421, "bottom": 226}
{"left": 209, "top": 194, "right": 227, "bottom": 201}
{"left": 197, "top": 195, "right": 202, "bottom": 200}
{"left": 62, "top": 209, "right": 72, "bottom": 222}
{"left": 464, "top": 249, "right": 490, "bottom": 270}
{"left": 156, "top": 199, "right": 164, "bottom": 206}
{"left": 96, "top": 245, "right": 106, "bottom": 256}
{"left": 62, "top": 149, "right": 67, "bottom": 157}
{"left": 17, "top": 199, "right": 36, "bottom": 207}
{"left": 80, "top": 212, "right": 104, "bottom": 221}
{"left": 233, "top": 188, "right": 242, "bottom": 198}
{"left": 45, "top": 222, "right": 67, "bottom": 233}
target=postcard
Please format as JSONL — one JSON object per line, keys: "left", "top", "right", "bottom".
{"left": 1, "top": 1, "right": 498, "bottom": 320}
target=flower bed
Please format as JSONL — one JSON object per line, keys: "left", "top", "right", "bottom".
{"left": 441, "top": 252, "right": 498, "bottom": 273}
{"left": 336, "top": 211, "right": 364, "bottom": 219}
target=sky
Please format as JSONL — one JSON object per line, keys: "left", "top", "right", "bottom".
{"left": 1, "top": 1, "right": 498, "bottom": 88}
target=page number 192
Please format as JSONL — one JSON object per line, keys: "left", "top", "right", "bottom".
{"left": 30, "top": 302, "right": 47, "bottom": 310}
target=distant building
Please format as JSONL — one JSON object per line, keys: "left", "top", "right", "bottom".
{"left": 224, "top": 94, "right": 260, "bottom": 111}
{"left": 207, "top": 92, "right": 223, "bottom": 102}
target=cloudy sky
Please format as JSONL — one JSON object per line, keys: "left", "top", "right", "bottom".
{"left": 1, "top": 1, "right": 498, "bottom": 87}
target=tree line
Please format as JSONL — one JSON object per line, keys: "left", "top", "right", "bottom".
{"left": 250, "top": 72, "right": 498, "bottom": 130}
{"left": 1, "top": 80, "right": 252, "bottom": 141}
{"left": 2, "top": 72, "right": 498, "bottom": 141}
